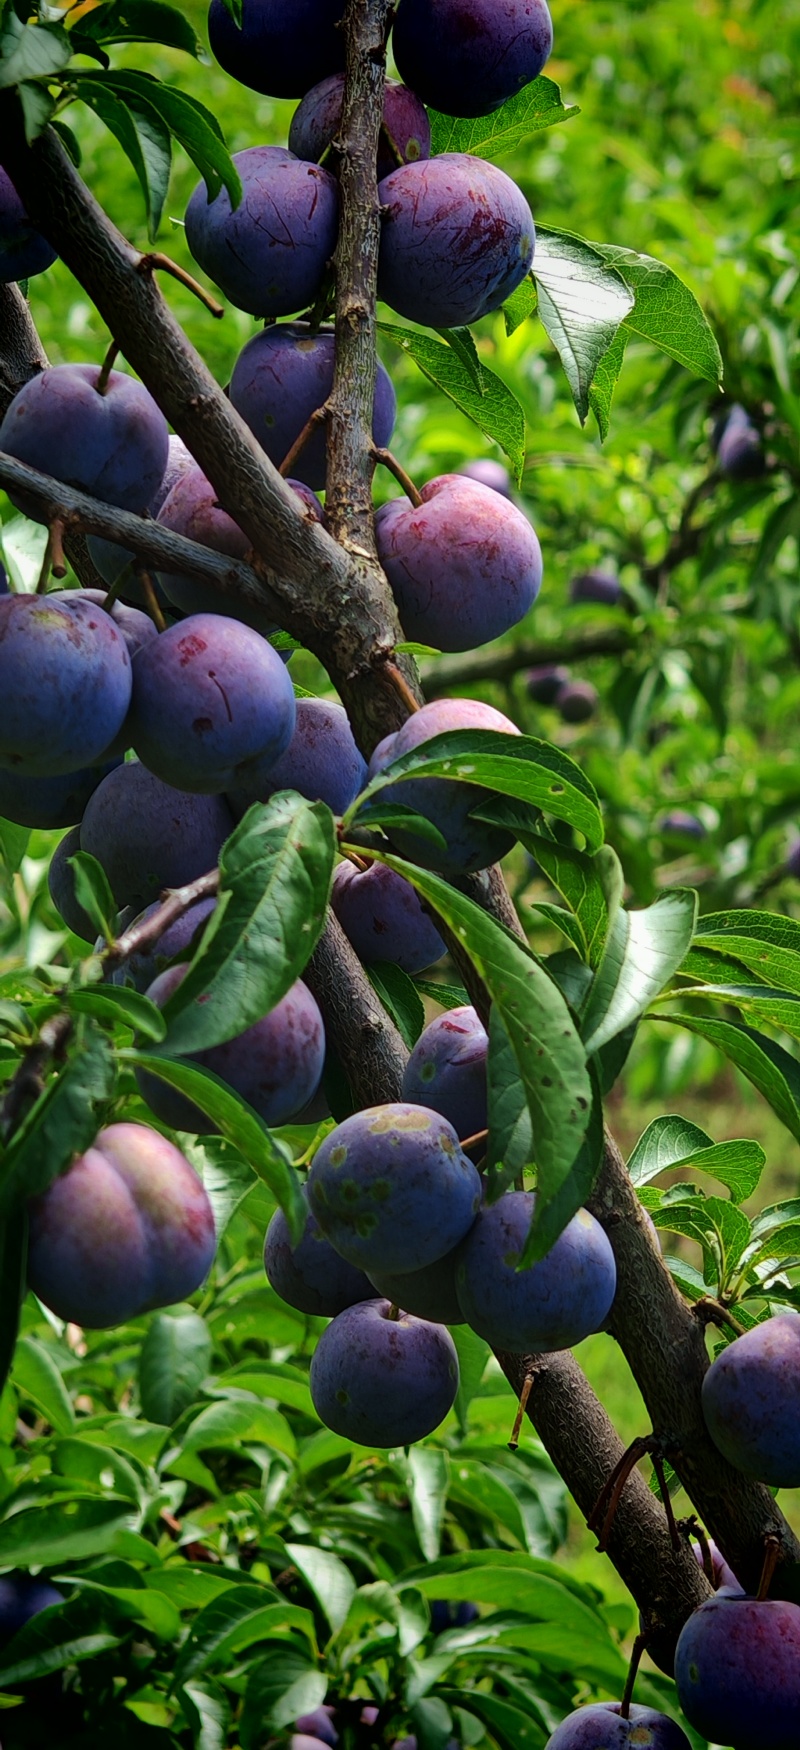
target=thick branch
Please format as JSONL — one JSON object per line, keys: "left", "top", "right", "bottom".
{"left": 304, "top": 910, "right": 408, "bottom": 1107}
{"left": 421, "top": 626, "right": 636, "bottom": 699}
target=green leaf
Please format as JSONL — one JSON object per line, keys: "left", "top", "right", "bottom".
{"left": 367, "top": 962, "right": 425, "bottom": 1050}
{"left": 72, "top": 78, "right": 172, "bottom": 238}
{"left": 531, "top": 228, "right": 634, "bottom": 424}
{"left": 450, "top": 1326, "right": 490, "bottom": 1434}
{"left": 179, "top": 1679, "right": 230, "bottom": 1750}
{"left": 627, "top": 1117, "right": 765, "bottom": 1203}
{"left": 72, "top": 70, "right": 240, "bottom": 205}
{"left": 0, "top": 1499, "right": 135, "bottom": 1566}
{"left": 437, "top": 325, "right": 484, "bottom": 391}
{"left": 0, "top": 1593, "right": 121, "bottom": 1687}
{"left": 683, "top": 911, "right": 800, "bottom": 996}
{"left": 17, "top": 78, "right": 54, "bottom": 142}
{"left": 588, "top": 324, "right": 628, "bottom": 441}
{"left": 190, "top": 1138, "right": 257, "bottom": 1240}
{"left": 68, "top": 983, "right": 166, "bottom": 1043}
{"left": 156, "top": 794, "right": 335, "bottom": 1053}
{"left": 441, "top": 1689, "right": 546, "bottom": 1750}
{"left": 0, "top": 818, "right": 30, "bottom": 875}
{"left": 284, "top": 1543, "right": 356, "bottom": 1634}
{"left": 580, "top": 888, "right": 698, "bottom": 1054}
{"left": 657, "top": 1013, "right": 800, "bottom": 1142}
{"left": 77, "top": 1, "right": 201, "bottom": 55}
{"left": 675, "top": 983, "right": 800, "bottom": 1043}
{"left": 353, "top": 802, "right": 448, "bottom": 853}
{"left": 377, "top": 323, "right": 526, "bottom": 483}
{"left": 428, "top": 77, "right": 579, "bottom": 159}
{"left": 413, "top": 979, "right": 470, "bottom": 1012}
{"left": 172, "top": 1584, "right": 313, "bottom": 1691}
{"left": 528, "top": 901, "right": 587, "bottom": 959}
{"left": 0, "top": 1017, "right": 114, "bottom": 1205}
{"left": 503, "top": 275, "right": 538, "bottom": 336}
{"left": 65, "top": 849, "right": 116, "bottom": 944}
{"left": 179, "top": 1398, "right": 296, "bottom": 1459}
{"left": 649, "top": 1193, "right": 751, "bottom": 1291}
{"left": 405, "top": 1448, "right": 450, "bottom": 1562}
{"left": 410, "top": 1696, "right": 454, "bottom": 1750}
{"left": 0, "top": 1204, "right": 27, "bottom": 1399}
{"left": 486, "top": 1007, "right": 533, "bottom": 1198}
{"left": 139, "top": 1308, "right": 211, "bottom": 1425}
{"left": 518, "top": 1060, "right": 604, "bottom": 1265}
{"left": 12, "top": 1336, "right": 74, "bottom": 1434}
{"left": 240, "top": 1647, "right": 327, "bottom": 1746}
{"left": 592, "top": 241, "right": 723, "bottom": 385}
{"left": 1, "top": 513, "right": 48, "bottom": 592}
{"left": 0, "top": 15, "right": 71, "bottom": 88}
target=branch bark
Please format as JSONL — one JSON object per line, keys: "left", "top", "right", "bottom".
{"left": 421, "top": 626, "right": 636, "bottom": 699}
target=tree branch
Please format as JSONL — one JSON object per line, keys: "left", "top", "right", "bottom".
{"left": 420, "top": 627, "right": 636, "bottom": 699}
{"left": 304, "top": 910, "right": 408, "bottom": 1107}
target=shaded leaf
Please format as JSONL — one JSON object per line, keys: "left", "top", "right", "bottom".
{"left": 581, "top": 889, "right": 698, "bottom": 1054}
{"left": 367, "top": 962, "right": 426, "bottom": 1050}
{"left": 405, "top": 1448, "right": 450, "bottom": 1562}
{"left": 72, "top": 77, "right": 172, "bottom": 237}
{"left": 486, "top": 1006, "right": 533, "bottom": 1200}
{"left": 593, "top": 241, "right": 723, "bottom": 384}
{"left": 284, "top": 1543, "right": 355, "bottom": 1634}
{"left": 518, "top": 1060, "right": 604, "bottom": 1265}
{"left": 12, "top": 1335, "right": 74, "bottom": 1434}
{"left": 0, "top": 15, "right": 71, "bottom": 88}
{"left": 1, "top": 1018, "right": 114, "bottom": 1205}
{"left": 0, "top": 1499, "right": 135, "bottom": 1566}
{"left": 657, "top": 1013, "right": 800, "bottom": 1142}
{"left": 240, "top": 1646, "right": 327, "bottom": 1745}
{"left": 378, "top": 323, "right": 526, "bottom": 482}
{"left": 68, "top": 983, "right": 166, "bottom": 1043}
{"left": 532, "top": 228, "right": 634, "bottom": 423}
{"left": 139, "top": 1309, "right": 211, "bottom": 1425}
{"left": 428, "top": 77, "right": 579, "bottom": 159}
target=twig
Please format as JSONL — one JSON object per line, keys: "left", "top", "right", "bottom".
{"left": 619, "top": 1631, "right": 647, "bottom": 1719}
{"left": 372, "top": 445, "right": 423, "bottom": 506}
{"left": 103, "top": 869, "right": 220, "bottom": 969}
{"left": 136, "top": 251, "right": 225, "bottom": 317}
{"left": 0, "top": 1012, "right": 74, "bottom": 1140}
{"left": 508, "top": 1370, "right": 534, "bottom": 1451}
{"left": 279, "top": 405, "right": 329, "bottom": 478}
{"left": 693, "top": 1296, "right": 748, "bottom": 1338}
{"left": 420, "top": 626, "right": 636, "bottom": 699}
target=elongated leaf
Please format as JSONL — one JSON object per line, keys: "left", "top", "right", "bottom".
{"left": 675, "top": 983, "right": 800, "bottom": 1042}
{"left": 179, "top": 1398, "right": 296, "bottom": 1459}
{"left": 525, "top": 836, "right": 611, "bottom": 966}
{"left": 451, "top": 1326, "right": 489, "bottom": 1434}
{"left": 428, "top": 77, "right": 579, "bottom": 159}
{"left": 627, "top": 1117, "right": 765, "bottom": 1203}
{"left": 139, "top": 1309, "right": 211, "bottom": 1425}
{"left": 172, "top": 1586, "right": 312, "bottom": 1691}
{"left": 0, "top": 1204, "right": 27, "bottom": 1398}
{"left": 377, "top": 323, "right": 526, "bottom": 481}
{"left": 503, "top": 275, "right": 538, "bottom": 335}
{"left": 592, "top": 242, "right": 723, "bottom": 384}
{"left": 486, "top": 1007, "right": 533, "bottom": 1199}
{"left": 588, "top": 324, "right": 628, "bottom": 440}
{"left": 12, "top": 1336, "right": 74, "bottom": 1434}
{"left": 518, "top": 1060, "right": 604, "bottom": 1264}
{"left": 0, "top": 817, "right": 30, "bottom": 875}
{"left": 72, "top": 70, "right": 240, "bottom": 204}
{"left": 581, "top": 889, "right": 698, "bottom": 1054}
{"left": 240, "top": 1647, "right": 327, "bottom": 1745}
{"left": 657, "top": 1013, "right": 800, "bottom": 1141}
{"left": 367, "top": 962, "right": 425, "bottom": 1050}
{"left": 437, "top": 325, "right": 484, "bottom": 391}
{"left": 190, "top": 1139, "right": 258, "bottom": 1241}
{"left": 0, "top": 1499, "right": 134, "bottom": 1566}
{"left": 77, "top": 0, "right": 201, "bottom": 55}
{"left": 284, "top": 1544, "right": 355, "bottom": 1634}
{"left": 66, "top": 849, "right": 116, "bottom": 942}
{"left": 649, "top": 1193, "right": 751, "bottom": 1291}
{"left": 179, "top": 1680, "right": 230, "bottom": 1750}
{"left": 405, "top": 1449, "right": 450, "bottom": 1562}
{"left": 1, "top": 1018, "right": 114, "bottom": 1204}
{"left": 440, "top": 1689, "right": 546, "bottom": 1750}
{"left": 0, "top": 16, "right": 71, "bottom": 88}
{"left": 685, "top": 911, "right": 800, "bottom": 996}
{"left": 72, "top": 78, "right": 172, "bottom": 237}
{"left": 156, "top": 794, "right": 335, "bottom": 1053}
{"left": 68, "top": 983, "right": 166, "bottom": 1042}
{"left": 0, "top": 1594, "right": 121, "bottom": 1687}
{"left": 532, "top": 228, "right": 634, "bottom": 424}
{"left": 0, "top": 513, "right": 48, "bottom": 593}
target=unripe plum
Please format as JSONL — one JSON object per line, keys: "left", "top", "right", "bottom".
{"left": 0, "top": 166, "right": 57, "bottom": 282}
{"left": 186, "top": 147, "right": 338, "bottom": 319}
{"left": 307, "top": 1102, "right": 481, "bottom": 1275}
{"left": 87, "top": 433, "right": 195, "bottom": 596}
{"left": 137, "top": 964, "right": 325, "bottom": 1132}
{"left": 0, "top": 1576, "right": 63, "bottom": 1642}
{"left": 455, "top": 1191, "right": 617, "bottom": 1351}
{"left": 367, "top": 696, "right": 521, "bottom": 874}
{"left": 526, "top": 663, "right": 570, "bottom": 705}
{"left": 701, "top": 1311, "right": 800, "bottom": 1486}
{"left": 375, "top": 475, "right": 542, "bottom": 651}
{"left": 713, "top": 403, "right": 764, "bottom": 479}
{"left": 401, "top": 1006, "right": 488, "bottom": 1140}
{"left": 156, "top": 464, "right": 320, "bottom": 631}
{"left": 26, "top": 1121, "right": 216, "bottom": 1328}
{"left": 0, "top": 593, "right": 132, "bottom": 776}
{"left": 229, "top": 322, "right": 396, "bottom": 490}
{"left": 675, "top": 1591, "right": 800, "bottom": 1750}
{"left": 393, "top": 0, "right": 553, "bottom": 118}
{"left": 228, "top": 697, "right": 366, "bottom": 819}
{"left": 569, "top": 569, "right": 622, "bottom": 607}
{"left": 0, "top": 753, "right": 121, "bottom": 832}
{"left": 544, "top": 1703, "right": 691, "bottom": 1748}
{"left": 113, "top": 895, "right": 217, "bottom": 992}
{"left": 0, "top": 363, "right": 169, "bottom": 519}
{"left": 458, "top": 458, "right": 512, "bottom": 498}
{"left": 309, "top": 1298, "right": 459, "bottom": 1447}
{"left": 129, "top": 613, "right": 296, "bottom": 793}
{"left": 264, "top": 1193, "right": 373, "bottom": 1316}
{"left": 367, "top": 1245, "right": 463, "bottom": 1324}
{"left": 80, "top": 760, "right": 234, "bottom": 909}
{"left": 555, "top": 679, "right": 597, "bottom": 724}
{"left": 330, "top": 861, "right": 445, "bottom": 974}
{"left": 289, "top": 75, "right": 431, "bottom": 184}
{"left": 207, "top": 0, "right": 346, "bottom": 99}
{"left": 377, "top": 155, "right": 535, "bottom": 329}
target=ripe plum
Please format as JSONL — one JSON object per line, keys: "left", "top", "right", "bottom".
{"left": 401, "top": 1006, "right": 488, "bottom": 1140}
{"left": 392, "top": 0, "right": 553, "bottom": 118}
{"left": 455, "top": 1191, "right": 617, "bottom": 1351}
{"left": 674, "top": 1591, "right": 800, "bottom": 1750}
{"left": 0, "top": 363, "right": 169, "bottom": 518}
{"left": 156, "top": 463, "right": 320, "bottom": 631}
{"left": 229, "top": 697, "right": 367, "bottom": 818}
{"left": 309, "top": 1298, "right": 459, "bottom": 1447}
{"left": 229, "top": 322, "right": 396, "bottom": 489}
{"left": 186, "top": 146, "right": 338, "bottom": 318}
{"left": 367, "top": 696, "right": 521, "bottom": 874}
{"left": 330, "top": 860, "right": 445, "bottom": 974}
{"left": 289, "top": 75, "right": 430, "bottom": 183}
{"left": 0, "top": 593, "right": 132, "bottom": 776}
{"left": 264, "top": 1194, "right": 373, "bottom": 1316}
{"left": 80, "top": 760, "right": 234, "bottom": 909}
{"left": 207, "top": 0, "right": 346, "bottom": 99}
{"left": 544, "top": 1703, "right": 691, "bottom": 1747}
{"left": 701, "top": 1311, "right": 800, "bottom": 1486}
{"left": 0, "top": 165, "right": 57, "bottom": 281}
{"left": 377, "top": 155, "right": 535, "bottom": 329}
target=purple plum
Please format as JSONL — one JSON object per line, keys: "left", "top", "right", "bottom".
{"left": 185, "top": 146, "right": 338, "bottom": 319}
{"left": 48, "top": 826, "right": 98, "bottom": 941}
{"left": 0, "top": 593, "right": 132, "bottom": 776}
{"left": 289, "top": 75, "right": 431, "bottom": 184}
{"left": 229, "top": 322, "right": 396, "bottom": 490}
{"left": 430, "top": 1601, "right": 479, "bottom": 1634}
{"left": 294, "top": 1708, "right": 338, "bottom": 1748}
{"left": 713, "top": 403, "right": 764, "bottom": 479}
{"left": 401, "top": 1006, "right": 488, "bottom": 1140}
{"left": 0, "top": 362, "right": 169, "bottom": 519}
{"left": 544, "top": 1703, "right": 690, "bottom": 1748}
{"left": 366, "top": 696, "right": 521, "bottom": 874}
{"left": 692, "top": 1537, "right": 742, "bottom": 1593}
{"left": 306, "top": 1101, "right": 481, "bottom": 1275}
{"left": 701, "top": 1311, "right": 800, "bottom": 1486}
{"left": 87, "top": 433, "right": 195, "bottom": 597}
{"left": 330, "top": 860, "right": 445, "bottom": 974}
{"left": 47, "top": 588, "right": 158, "bottom": 660}
{"left": 785, "top": 838, "right": 800, "bottom": 878}
{"left": 526, "top": 664, "right": 570, "bottom": 705}
{"left": 377, "top": 155, "right": 535, "bottom": 329}
{"left": 367, "top": 1245, "right": 464, "bottom": 1324}
{"left": 264, "top": 1192, "right": 373, "bottom": 1316}
{"left": 228, "top": 696, "right": 367, "bottom": 819}
{"left": 375, "top": 474, "right": 542, "bottom": 651}
{"left": 455, "top": 1191, "right": 617, "bottom": 1351}
{"left": 0, "top": 165, "right": 57, "bottom": 281}
{"left": 569, "top": 569, "right": 622, "bottom": 606}
{"left": 156, "top": 463, "right": 320, "bottom": 631}
{"left": 80, "top": 760, "right": 234, "bottom": 910}
{"left": 309, "top": 1298, "right": 459, "bottom": 1447}
{"left": 555, "top": 679, "right": 598, "bottom": 724}
{"left": 675, "top": 1591, "right": 800, "bottom": 1750}
{"left": 0, "top": 753, "right": 122, "bottom": 832}
{"left": 392, "top": 0, "right": 553, "bottom": 118}
{"left": 112, "top": 895, "right": 217, "bottom": 992}
{"left": 207, "top": 0, "right": 346, "bottom": 100}
{"left": 0, "top": 1576, "right": 63, "bottom": 1643}
{"left": 659, "top": 810, "right": 706, "bottom": 840}
{"left": 26, "top": 1122, "right": 217, "bottom": 1328}
{"left": 458, "top": 458, "right": 512, "bottom": 497}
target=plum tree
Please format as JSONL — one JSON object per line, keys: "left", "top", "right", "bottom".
{"left": 127, "top": 611, "right": 297, "bottom": 794}
{"left": 264, "top": 1194, "right": 374, "bottom": 1316}
{"left": 155, "top": 464, "right": 320, "bottom": 629}
{"left": 674, "top": 1592, "right": 800, "bottom": 1750}
{"left": 137, "top": 964, "right": 326, "bottom": 1131}
{"left": 544, "top": 1704, "right": 691, "bottom": 1748}
{"left": 569, "top": 569, "right": 622, "bottom": 606}
{"left": 700, "top": 1312, "right": 800, "bottom": 1486}
{"left": 375, "top": 474, "right": 542, "bottom": 650}
{"left": 0, "top": 1576, "right": 63, "bottom": 1643}
{"left": 289, "top": 74, "right": 431, "bottom": 184}
{"left": 229, "top": 321, "right": 397, "bottom": 489}
{"left": 26, "top": 1123, "right": 217, "bottom": 1328}
{"left": 306, "top": 1102, "right": 481, "bottom": 1274}
{"left": 367, "top": 696, "right": 521, "bottom": 873}
{"left": 401, "top": 1006, "right": 488, "bottom": 1140}
{"left": 455, "top": 1192, "right": 617, "bottom": 1350}
{"left": 79, "top": 760, "right": 234, "bottom": 909}
{"left": 0, "top": 164, "right": 57, "bottom": 281}
{"left": 229, "top": 697, "right": 367, "bottom": 818}
{"left": 0, "top": 593, "right": 132, "bottom": 776}
{"left": 185, "top": 146, "right": 339, "bottom": 318}
{"left": 309, "top": 1298, "right": 459, "bottom": 1447}
{"left": 207, "top": 0, "right": 347, "bottom": 99}
{"left": 392, "top": 0, "right": 553, "bottom": 118}
{"left": 366, "top": 1246, "right": 463, "bottom": 1324}
{"left": 457, "top": 458, "right": 513, "bottom": 498}
{"left": 377, "top": 155, "right": 535, "bottom": 329}
{"left": 0, "top": 363, "right": 169, "bottom": 518}
{"left": 330, "top": 860, "right": 445, "bottom": 973}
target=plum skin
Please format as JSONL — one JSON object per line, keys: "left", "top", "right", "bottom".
{"left": 401, "top": 1006, "right": 488, "bottom": 1141}
{"left": 309, "top": 1298, "right": 459, "bottom": 1448}
{"left": 289, "top": 75, "right": 431, "bottom": 185}
{"left": 700, "top": 1311, "right": 800, "bottom": 1486}
{"left": 0, "top": 1576, "right": 63, "bottom": 1643}
{"left": 675, "top": 1591, "right": 800, "bottom": 1750}
{"left": 367, "top": 1246, "right": 464, "bottom": 1325}
{"left": 306, "top": 1102, "right": 482, "bottom": 1276}
{"left": 264, "top": 1194, "right": 374, "bottom": 1317}
{"left": 0, "top": 165, "right": 57, "bottom": 281}
{"left": 26, "top": 1122, "right": 216, "bottom": 1328}
{"left": 392, "top": 0, "right": 553, "bottom": 119}
{"left": 544, "top": 1702, "right": 691, "bottom": 1747}
{"left": 377, "top": 155, "right": 535, "bottom": 330}
{"left": 185, "top": 146, "right": 339, "bottom": 319}
{"left": 207, "top": 0, "right": 346, "bottom": 101}
{"left": 455, "top": 1191, "right": 617, "bottom": 1352}
{"left": 155, "top": 464, "right": 320, "bottom": 631}
{"left": 229, "top": 322, "right": 396, "bottom": 491}
{"left": 556, "top": 679, "right": 598, "bottom": 724}
{"left": 80, "top": 760, "right": 234, "bottom": 911}
{"left": 330, "top": 861, "right": 445, "bottom": 975}
{"left": 112, "top": 895, "right": 217, "bottom": 992}
{"left": 366, "top": 696, "right": 521, "bottom": 875}
{"left": 0, "top": 594, "right": 132, "bottom": 778}
{"left": 375, "top": 475, "right": 542, "bottom": 652}
{"left": 0, "top": 363, "right": 169, "bottom": 519}
{"left": 229, "top": 697, "right": 367, "bottom": 819}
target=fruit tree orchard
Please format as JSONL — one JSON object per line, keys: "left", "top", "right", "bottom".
{"left": 0, "top": 0, "right": 798, "bottom": 1746}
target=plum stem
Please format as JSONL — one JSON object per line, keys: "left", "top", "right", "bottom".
{"left": 136, "top": 567, "right": 168, "bottom": 632}
{"left": 95, "top": 337, "right": 119, "bottom": 394}
{"left": 691, "top": 1520, "right": 716, "bottom": 1584}
{"left": 507, "top": 1369, "right": 534, "bottom": 1451}
{"left": 588, "top": 1433, "right": 658, "bottom": 1549}
{"left": 372, "top": 445, "right": 423, "bottom": 506}
{"left": 103, "top": 868, "right": 220, "bottom": 970}
{"left": 619, "top": 1630, "right": 647, "bottom": 1718}
{"left": 279, "top": 405, "right": 329, "bottom": 479}
{"left": 383, "top": 658, "right": 421, "bottom": 716}
{"left": 35, "top": 517, "right": 66, "bottom": 591}
{"left": 693, "top": 1295, "right": 747, "bottom": 1338}
{"left": 757, "top": 1533, "right": 782, "bottom": 1600}
{"left": 136, "top": 251, "right": 224, "bottom": 319}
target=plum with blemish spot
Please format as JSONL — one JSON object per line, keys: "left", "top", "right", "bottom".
{"left": 455, "top": 1190, "right": 617, "bottom": 1351}
{"left": 185, "top": 146, "right": 339, "bottom": 318}
{"left": 544, "top": 1702, "right": 691, "bottom": 1747}
{"left": 675, "top": 1591, "right": 800, "bottom": 1750}
{"left": 392, "top": 0, "right": 553, "bottom": 119}
{"left": 229, "top": 321, "right": 396, "bottom": 490}
{"left": 377, "top": 155, "right": 535, "bottom": 330}
{"left": 0, "top": 593, "right": 132, "bottom": 776}
{"left": 309, "top": 1297, "right": 459, "bottom": 1447}
{"left": 401, "top": 1006, "right": 488, "bottom": 1140}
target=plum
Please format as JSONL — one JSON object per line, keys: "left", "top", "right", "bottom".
{"left": 264, "top": 1193, "right": 373, "bottom": 1316}
{"left": 156, "top": 463, "right": 320, "bottom": 631}
{"left": 293, "top": 1709, "right": 338, "bottom": 1748}
{"left": 0, "top": 593, "right": 132, "bottom": 777}
{"left": 136, "top": 964, "right": 326, "bottom": 1132}
{"left": 555, "top": 679, "right": 597, "bottom": 724}
{"left": 26, "top": 1121, "right": 216, "bottom": 1328}
{"left": 701, "top": 1311, "right": 800, "bottom": 1486}
{"left": 330, "top": 861, "right": 445, "bottom": 974}
{"left": 691, "top": 1537, "right": 742, "bottom": 1592}
{"left": 48, "top": 826, "right": 98, "bottom": 941}
{"left": 207, "top": 0, "right": 346, "bottom": 100}
{"left": 367, "top": 1245, "right": 463, "bottom": 1325}
{"left": 455, "top": 1191, "right": 617, "bottom": 1351}
{"left": 289, "top": 75, "right": 431, "bottom": 184}
{"left": 306, "top": 1101, "right": 481, "bottom": 1275}
{"left": 80, "top": 760, "right": 234, "bottom": 910}
{"left": 544, "top": 1703, "right": 691, "bottom": 1747}
{"left": 0, "top": 1576, "right": 63, "bottom": 1642}
{"left": 458, "top": 458, "right": 512, "bottom": 498}
{"left": 366, "top": 696, "right": 521, "bottom": 874}
{"left": 659, "top": 810, "right": 706, "bottom": 840}
{"left": 112, "top": 895, "right": 217, "bottom": 992}
{"left": 675, "top": 1591, "right": 800, "bottom": 1750}
{"left": 713, "top": 403, "right": 764, "bottom": 479}
{"left": 401, "top": 1006, "right": 488, "bottom": 1140}
{"left": 0, "top": 363, "right": 169, "bottom": 519}
{"left": 0, "top": 165, "right": 57, "bottom": 282}
{"left": 309, "top": 1298, "right": 459, "bottom": 1447}
{"left": 377, "top": 155, "right": 535, "bottom": 329}
{"left": 128, "top": 613, "right": 296, "bottom": 793}
{"left": 375, "top": 474, "right": 542, "bottom": 651}
{"left": 569, "top": 569, "right": 622, "bottom": 606}
{"left": 229, "top": 697, "right": 366, "bottom": 819}
{"left": 47, "top": 588, "right": 158, "bottom": 661}
{"left": 392, "top": 0, "right": 553, "bottom": 118}
{"left": 430, "top": 1601, "right": 479, "bottom": 1634}
{"left": 186, "top": 146, "right": 338, "bottom": 319}
{"left": 0, "top": 753, "right": 122, "bottom": 832}
{"left": 229, "top": 322, "right": 396, "bottom": 490}
{"left": 526, "top": 663, "right": 570, "bottom": 705}
{"left": 87, "top": 433, "right": 195, "bottom": 597}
